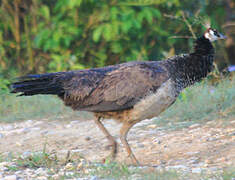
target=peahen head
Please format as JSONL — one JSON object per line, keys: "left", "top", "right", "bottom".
{"left": 204, "top": 28, "right": 226, "bottom": 42}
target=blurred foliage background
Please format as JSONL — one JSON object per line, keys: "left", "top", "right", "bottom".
{"left": 0, "top": 0, "right": 234, "bottom": 90}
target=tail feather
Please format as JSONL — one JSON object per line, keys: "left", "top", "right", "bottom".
{"left": 11, "top": 72, "right": 65, "bottom": 96}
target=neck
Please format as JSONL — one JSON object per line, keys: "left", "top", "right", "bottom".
{"left": 163, "top": 35, "right": 215, "bottom": 93}
{"left": 193, "top": 35, "right": 214, "bottom": 55}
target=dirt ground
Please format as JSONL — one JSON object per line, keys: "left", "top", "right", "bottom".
{"left": 0, "top": 116, "right": 235, "bottom": 169}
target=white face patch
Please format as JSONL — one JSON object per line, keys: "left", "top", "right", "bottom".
{"left": 204, "top": 28, "right": 226, "bottom": 42}
{"left": 205, "top": 29, "right": 220, "bottom": 42}
{"left": 204, "top": 32, "right": 210, "bottom": 40}
{"left": 209, "top": 29, "right": 215, "bottom": 36}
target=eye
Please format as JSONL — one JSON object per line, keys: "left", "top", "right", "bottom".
{"left": 213, "top": 30, "right": 220, "bottom": 37}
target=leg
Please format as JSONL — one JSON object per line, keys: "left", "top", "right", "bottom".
{"left": 94, "top": 117, "right": 118, "bottom": 159}
{"left": 120, "top": 122, "right": 139, "bottom": 165}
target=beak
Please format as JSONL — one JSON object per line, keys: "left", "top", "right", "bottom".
{"left": 219, "top": 33, "right": 227, "bottom": 39}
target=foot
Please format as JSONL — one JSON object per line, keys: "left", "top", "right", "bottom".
{"left": 103, "top": 141, "right": 118, "bottom": 163}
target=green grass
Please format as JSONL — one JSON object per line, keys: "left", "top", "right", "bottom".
{"left": 154, "top": 76, "right": 235, "bottom": 128}
{"left": 0, "top": 93, "right": 92, "bottom": 123}
{"left": 1, "top": 142, "right": 234, "bottom": 179}
{"left": 1, "top": 150, "right": 234, "bottom": 180}
{"left": 90, "top": 162, "right": 180, "bottom": 180}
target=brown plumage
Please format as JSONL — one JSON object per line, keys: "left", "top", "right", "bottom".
{"left": 10, "top": 28, "right": 226, "bottom": 164}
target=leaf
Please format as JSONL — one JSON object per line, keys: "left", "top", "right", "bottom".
{"left": 142, "top": 8, "right": 153, "bottom": 23}
{"left": 137, "top": 12, "right": 144, "bottom": 24}
{"left": 110, "top": 7, "right": 118, "bottom": 20}
{"left": 40, "top": 5, "right": 50, "bottom": 20}
{"left": 103, "top": 24, "right": 112, "bottom": 41}
{"left": 111, "top": 42, "right": 122, "bottom": 53}
{"left": 52, "top": 31, "right": 61, "bottom": 42}
{"left": 71, "top": 63, "right": 85, "bottom": 70}
{"left": 68, "top": 0, "right": 83, "bottom": 8}
{"left": 93, "top": 26, "right": 104, "bottom": 42}
{"left": 64, "top": 37, "right": 72, "bottom": 48}
{"left": 44, "top": 40, "right": 54, "bottom": 51}
{"left": 121, "top": 20, "right": 132, "bottom": 33}
{"left": 132, "top": 19, "right": 141, "bottom": 29}
{"left": 151, "top": 8, "right": 161, "bottom": 18}
{"left": 34, "top": 29, "right": 50, "bottom": 48}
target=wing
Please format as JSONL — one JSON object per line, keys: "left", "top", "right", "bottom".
{"left": 77, "top": 62, "right": 169, "bottom": 112}
{"left": 61, "top": 65, "right": 119, "bottom": 107}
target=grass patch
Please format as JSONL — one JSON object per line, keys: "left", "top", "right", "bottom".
{"left": 0, "top": 93, "right": 92, "bottom": 123}
{"left": 1, "top": 150, "right": 180, "bottom": 179}
{"left": 15, "top": 151, "right": 57, "bottom": 169}
{"left": 155, "top": 76, "right": 235, "bottom": 128}
{"left": 90, "top": 162, "right": 180, "bottom": 180}
{"left": 2, "top": 153, "right": 235, "bottom": 180}
{"left": 222, "top": 168, "right": 235, "bottom": 180}
{"left": 91, "top": 162, "right": 133, "bottom": 179}
{"left": 1, "top": 149, "right": 234, "bottom": 179}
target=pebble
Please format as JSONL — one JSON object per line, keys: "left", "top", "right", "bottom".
{"left": 185, "top": 151, "right": 199, "bottom": 155}
{"left": 192, "top": 168, "right": 202, "bottom": 173}
{"left": 17, "top": 128, "right": 31, "bottom": 134}
{"left": 65, "top": 163, "right": 74, "bottom": 170}
{"left": 4, "top": 125, "right": 14, "bottom": 131}
{"left": 66, "top": 124, "right": 72, "bottom": 128}
{"left": 21, "top": 151, "right": 32, "bottom": 158}
{"left": 26, "top": 120, "right": 33, "bottom": 124}
{"left": 34, "top": 121, "right": 43, "bottom": 126}
{"left": 205, "top": 159, "right": 213, "bottom": 164}
{"left": 153, "top": 138, "right": 161, "bottom": 144}
{"left": 206, "top": 137, "right": 217, "bottom": 141}
{"left": 15, "top": 171, "right": 22, "bottom": 175}
{"left": 206, "top": 121, "right": 214, "bottom": 125}
{"left": 51, "top": 174, "right": 59, "bottom": 179}
{"left": 189, "top": 123, "right": 200, "bottom": 129}
{"left": 65, "top": 172, "right": 74, "bottom": 176}
{"left": 166, "top": 165, "right": 189, "bottom": 171}
{"left": 56, "top": 150, "right": 69, "bottom": 161}
{"left": 187, "top": 157, "right": 200, "bottom": 164}
{"left": 217, "top": 157, "right": 227, "bottom": 162}
{"left": 229, "top": 131, "right": 235, "bottom": 136}
{"left": 70, "top": 120, "right": 79, "bottom": 125}
{"left": 90, "top": 176, "right": 99, "bottom": 180}
{"left": 31, "top": 127, "right": 41, "bottom": 131}
{"left": 136, "top": 143, "right": 145, "bottom": 148}
{"left": 43, "top": 131, "right": 56, "bottom": 135}
{"left": 3, "top": 175, "right": 17, "bottom": 180}
{"left": 36, "top": 176, "right": 47, "bottom": 180}
{"left": 85, "top": 136, "right": 91, "bottom": 141}
{"left": 147, "top": 124, "right": 157, "bottom": 129}
{"left": 71, "top": 149, "right": 82, "bottom": 153}
{"left": 35, "top": 168, "right": 45, "bottom": 175}
{"left": 40, "top": 130, "right": 48, "bottom": 135}
{"left": 209, "top": 167, "right": 218, "bottom": 172}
